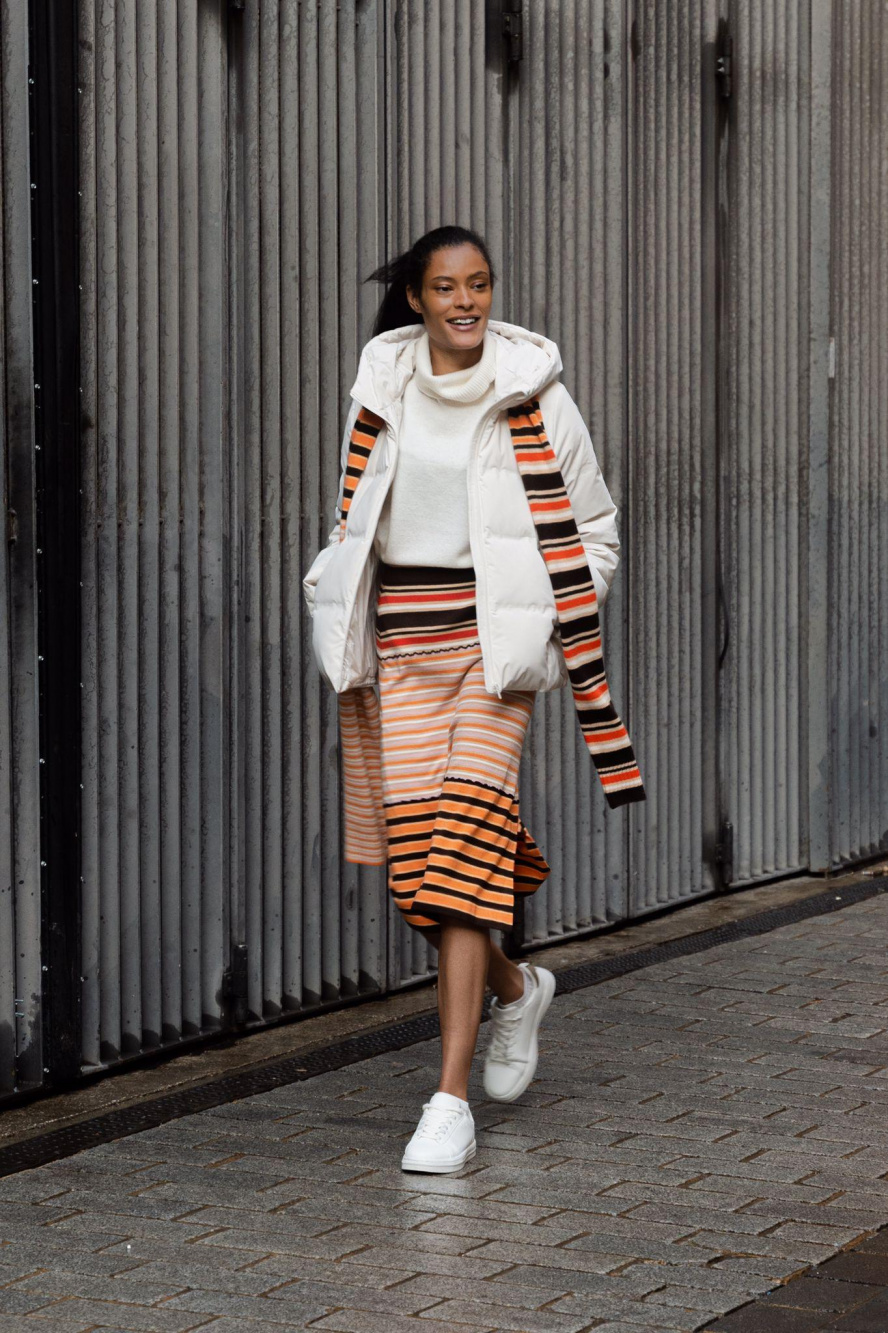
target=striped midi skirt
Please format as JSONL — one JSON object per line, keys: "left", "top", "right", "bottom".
{"left": 374, "top": 562, "right": 550, "bottom": 936}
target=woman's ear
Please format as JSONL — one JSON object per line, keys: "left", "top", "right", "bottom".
{"left": 406, "top": 285, "right": 423, "bottom": 316}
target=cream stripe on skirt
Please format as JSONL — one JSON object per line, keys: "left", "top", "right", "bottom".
{"left": 374, "top": 562, "right": 549, "bottom": 935}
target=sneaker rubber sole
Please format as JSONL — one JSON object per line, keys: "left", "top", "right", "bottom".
{"left": 400, "top": 1139, "right": 477, "bottom": 1173}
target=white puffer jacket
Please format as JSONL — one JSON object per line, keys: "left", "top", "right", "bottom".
{"left": 303, "top": 320, "right": 621, "bottom": 697}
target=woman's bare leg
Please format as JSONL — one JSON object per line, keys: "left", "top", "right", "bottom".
{"left": 425, "top": 924, "right": 525, "bottom": 1100}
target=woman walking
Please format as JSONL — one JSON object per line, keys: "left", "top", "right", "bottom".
{"left": 304, "top": 225, "right": 644, "bottom": 1175}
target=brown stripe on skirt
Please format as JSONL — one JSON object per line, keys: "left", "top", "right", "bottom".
{"left": 372, "top": 562, "right": 549, "bottom": 935}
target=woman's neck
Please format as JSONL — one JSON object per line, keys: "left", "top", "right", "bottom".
{"left": 427, "top": 338, "right": 485, "bottom": 376}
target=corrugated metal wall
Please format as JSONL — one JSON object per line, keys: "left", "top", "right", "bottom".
{"left": 625, "top": 0, "right": 721, "bottom": 913}
{"left": 76, "top": 0, "right": 395, "bottom": 1068}
{"left": 829, "top": 0, "right": 888, "bottom": 868}
{"left": 721, "top": 0, "right": 810, "bottom": 886}
{"left": 234, "top": 0, "right": 389, "bottom": 1017}
{"left": 78, "top": 0, "right": 232, "bottom": 1064}
{"left": 510, "top": 0, "right": 630, "bottom": 943}
{"left": 0, "top": 0, "right": 41, "bottom": 1096}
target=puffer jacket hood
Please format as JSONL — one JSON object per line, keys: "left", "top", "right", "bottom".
{"left": 350, "top": 319, "right": 564, "bottom": 420}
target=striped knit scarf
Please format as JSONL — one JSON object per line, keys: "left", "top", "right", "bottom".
{"left": 336, "top": 400, "right": 644, "bottom": 862}
{"left": 507, "top": 399, "right": 645, "bottom": 808}
{"left": 336, "top": 408, "right": 387, "bottom": 864}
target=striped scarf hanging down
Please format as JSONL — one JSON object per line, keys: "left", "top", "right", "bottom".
{"left": 335, "top": 398, "right": 644, "bottom": 865}
{"left": 507, "top": 399, "right": 645, "bottom": 808}
{"left": 336, "top": 407, "right": 388, "bottom": 864}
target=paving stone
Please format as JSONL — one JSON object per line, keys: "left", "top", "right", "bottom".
{"left": 0, "top": 1315, "right": 99, "bottom": 1332}
{"left": 0, "top": 1290, "right": 59, "bottom": 1315}
{"left": 262, "top": 1276, "right": 451, "bottom": 1316}
{"left": 158, "top": 1288, "right": 337, "bottom": 1323}
{"left": 817, "top": 1252, "right": 888, "bottom": 1285}
{"left": 460, "top": 1240, "right": 648, "bottom": 1274}
{"left": 548, "top": 1291, "right": 716, "bottom": 1328}
{"left": 49, "top": 1212, "right": 215, "bottom": 1243}
{"left": 757, "top": 1276, "right": 881, "bottom": 1313}
{"left": 420, "top": 1297, "right": 597, "bottom": 1331}
{"left": 22, "top": 1299, "right": 215, "bottom": 1331}
{"left": 169, "top": 1202, "right": 436, "bottom": 1237}
{"left": 7, "top": 1270, "right": 188, "bottom": 1303}
{"left": 740, "top": 1203, "right": 887, "bottom": 1231}
{"left": 307, "top": 1310, "right": 499, "bottom": 1332}
{"left": 99, "top": 1262, "right": 279, "bottom": 1295}
{"left": 237, "top": 1254, "right": 414, "bottom": 1288}
{"left": 622, "top": 1204, "right": 782, "bottom": 1236}
{"left": 675, "top": 1230, "right": 836, "bottom": 1264}
{"left": 772, "top": 1223, "right": 871, "bottom": 1246}
{"left": 0, "top": 1225, "right": 134, "bottom": 1255}
{"left": 826, "top": 1290, "right": 888, "bottom": 1330}
{"left": 190, "top": 1225, "right": 422, "bottom": 1260}
{"left": 97, "top": 1236, "right": 270, "bottom": 1268}
{"left": 701, "top": 1305, "right": 838, "bottom": 1332}
{"left": 396, "top": 1191, "right": 561, "bottom": 1224}
{"left": 22, "top": 1190, "right": 210, "bottom": 1223}
{"left": 389, "top": 1268, "right": 644, "bottom": 1308}
{"left": 600, "top": 1183, "right": 766, "bottom": 1212}
{"left": 143, "top": 1322, "right": 302, "bottom": 1333}
{"left": 341, "top": 1245, "right": 514, "bottom": 1279}
{"left": 645, "top": 1285, "right": 751, "bottom": 1314}
{"left": 589, "top": 1324, "right": 694, "bottom": 1333}
{"left": 712, "top": 1256, "right": 808, "bottom": 1282}
{"left": 410, "top": 1212, "right": 585, "bottom": 1246}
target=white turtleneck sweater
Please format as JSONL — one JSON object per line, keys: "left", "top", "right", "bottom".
{"left": 373, "top": 330, "right": 498, "bottom": 568}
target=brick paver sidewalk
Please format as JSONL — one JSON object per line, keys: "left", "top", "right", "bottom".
{"left": 3, "top": 895, "right": 888, "bottom": 1332}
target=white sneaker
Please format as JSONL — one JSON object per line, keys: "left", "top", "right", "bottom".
{"left": 400, "top": 1091, "right": 477, "bottom": 1173}
{"left": 483, "top": 961, "right": 556, "bottom": 1102}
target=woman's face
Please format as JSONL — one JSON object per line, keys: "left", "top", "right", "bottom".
{"left": 407, "top": 244, "right": 493, "bottom": 359}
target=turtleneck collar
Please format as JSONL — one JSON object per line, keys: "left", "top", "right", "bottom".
{"left": 413, "top": 330, "right": 497, "bottom": 404}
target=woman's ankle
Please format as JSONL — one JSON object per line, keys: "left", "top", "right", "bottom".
{"left": 493, "top": 962, "right": 526, "bottom": 1006}
{"left": 437, "top": 1083, "right": 470, "bottom": 1103}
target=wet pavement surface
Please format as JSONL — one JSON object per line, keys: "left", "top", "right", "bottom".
{"left": 3, "top": 893, "right": 888, "bottom": 1332}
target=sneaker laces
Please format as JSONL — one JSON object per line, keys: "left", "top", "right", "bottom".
{"left": 486, "top": 1003, "right": 525, "bottom": 1064}
{"left": 415, "top": 1103, "right": 463, "bottom": 1143}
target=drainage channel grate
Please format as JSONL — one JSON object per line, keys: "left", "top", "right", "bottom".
{"left": 1, "top": 877, "right": 885, "bottom": 1179}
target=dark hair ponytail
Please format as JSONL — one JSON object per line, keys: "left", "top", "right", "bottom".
{"left": 366, "top": 225, "right": 496, "bottom": 338}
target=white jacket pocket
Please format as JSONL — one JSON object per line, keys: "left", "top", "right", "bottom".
{"left": 302, "top": 531, "right": 339, "bottom": 617}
